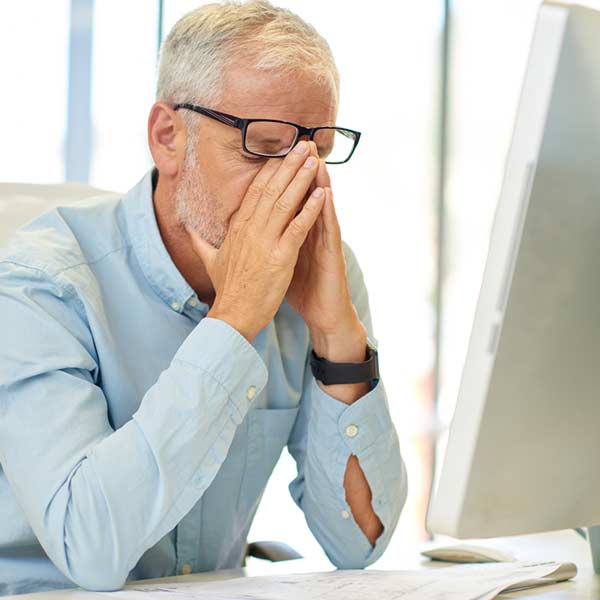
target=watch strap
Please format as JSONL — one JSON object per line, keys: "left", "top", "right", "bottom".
{"left": 310, "top": 343, "right": 379, "bottom": 385}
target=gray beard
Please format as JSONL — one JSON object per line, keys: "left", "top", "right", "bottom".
{"left": 174, "top": 142, "right": 227, "bottom": 249}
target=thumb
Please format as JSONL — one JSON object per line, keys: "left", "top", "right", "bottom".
{"left": 184, "top": 224, "right": 218, "bottom": 274}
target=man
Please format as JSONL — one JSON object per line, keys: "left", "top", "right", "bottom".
{"left": 0, "top": 1, "right": 407, "bottom": 595}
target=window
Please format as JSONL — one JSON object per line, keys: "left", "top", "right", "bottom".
{"left": 0, "top": 1, "right": 70, "bottom": 183}
{"left": 439, "top": 0, "right": 542, "bottom": 434}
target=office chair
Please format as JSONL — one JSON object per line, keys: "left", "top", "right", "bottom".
{"left": 0, "top": 181, "right": 303, "bottom": 566}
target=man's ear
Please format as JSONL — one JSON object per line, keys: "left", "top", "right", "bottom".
{"left": 148, "top": 102, "right": 188, "bottom": 178}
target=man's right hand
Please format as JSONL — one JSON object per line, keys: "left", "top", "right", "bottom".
{"left": 186, "top": 141, "right": 324, "bottom": 343}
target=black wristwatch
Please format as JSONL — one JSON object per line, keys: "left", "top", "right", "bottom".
{"left": 310, "top": 337, "right": 379, "bottom": 385}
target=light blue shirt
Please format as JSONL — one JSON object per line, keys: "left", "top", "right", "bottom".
{"left": 0, "top": 170, "right": 407, "bottom": 596}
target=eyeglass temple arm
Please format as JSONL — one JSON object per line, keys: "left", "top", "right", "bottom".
{"left": 172, "top": 103, "right": 241, "bottom": 127}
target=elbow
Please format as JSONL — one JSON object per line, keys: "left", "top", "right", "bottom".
{"left": 73, "top": 577, "right": 126, "bottom": 593}
{"left": 325, "top": 531, "right": 382, "bottom": 570}
{"left": 57, "top": 522, "right": 130, "bottom": 591}
{"left": 23, "top": 459, "right": 134, "bottom": 593}
{"left": 66, "top": 561, "right": 128, "bottom": 592}
{"left": 60, "top": 532, "right": 130, "bottom": 592}
{"left": 328, "top": 533, "right": 385, "bottom": 570}
{"left": 331, "top": 556, "right": 371, "bottom": 570}
{"left": 52, "top": 466, "right": 131, "bottom": 591}
{"left": 55, "top": 530, "right": 130, "bottom": 591}
{"left": 329, "top": 544, "right": 382, "bottom": 570}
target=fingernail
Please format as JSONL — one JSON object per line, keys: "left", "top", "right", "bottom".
{"left": 295, "top": 141, "right": 308, "bottom": 154}
{"left": 304, "top": 157, "right": 317, "bottom": 169}
{"left": 313, "top": 187, "right": 324, "bottom": 198}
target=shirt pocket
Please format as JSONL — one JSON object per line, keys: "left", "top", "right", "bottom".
{"left": 237, "top": 406, "right": 299, "bottom": 517}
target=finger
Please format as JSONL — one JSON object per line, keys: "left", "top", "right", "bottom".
{"left": 305, "top": 142, "right": 321, "bottom": 198}
{"left": 322, "top": 187, "right": 342, "bottom": 250}
{"left": 302, "top": 153, "right": 328, "bottom": 233}
{"left": 253, "top": 140, "right": 316, "bottom": 223}
{"left": 280, "top": 186, "right": 326, "bottom": 253}
{"left": 231, "top": 157, "right": 282, "bottom": 226}
{"left": 285, "top": 141, "right": 320, "bottom": 217}
{"left": 265, "top": 153, "right": 320, "bottom": 236}
{"left": 267, "top": 134, "right": 320, "bottom": 229}
{"left": 314, "top": 158, "right": 331, "bottom": 189}
{"left": 185, "top": 224, "right": 218, "bottom": 273}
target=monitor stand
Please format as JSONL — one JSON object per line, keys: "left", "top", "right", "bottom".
{"left": 588, "top": 526, "right": 600, "bottom": 574}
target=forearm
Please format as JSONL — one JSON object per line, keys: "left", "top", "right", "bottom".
{"left": 310, "top": 320, "right": 384, "bottom": 546}
{"left": 290, "top": 373, "right": 406, "bottom": 568}
{"left": 3, "top": 318, "right": 267, "bottom": 591}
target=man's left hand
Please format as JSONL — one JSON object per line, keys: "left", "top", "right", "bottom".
{"left": 285, "top": 148, "right": 367, "bottom": 365}
{"left": 286, "top": 150, "right": 380, "bottom": 539}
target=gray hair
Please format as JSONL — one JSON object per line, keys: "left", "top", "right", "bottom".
{"left": 156, "top": 0, "right": 340, "bottom": 119}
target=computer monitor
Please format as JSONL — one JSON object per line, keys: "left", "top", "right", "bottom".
{"left": 426, "top": 1, "right": 600, "bottom": 573}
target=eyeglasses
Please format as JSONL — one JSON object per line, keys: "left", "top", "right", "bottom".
{"left": 172, "top": 103, "right": 361, "bottom": 164}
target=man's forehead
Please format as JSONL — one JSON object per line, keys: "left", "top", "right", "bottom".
{"left": 219, "top": 64, "right": 338, "bottom": 125}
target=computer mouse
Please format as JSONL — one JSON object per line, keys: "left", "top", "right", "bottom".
{"left": 421, "top": 543, "right": 516, "bottom": 563}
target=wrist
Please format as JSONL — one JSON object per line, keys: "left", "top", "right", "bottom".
{"left": 309, "top": 318, "right": 368, "bottom": 363}
{"left": 207, "top": 306, "right": 257, "bottom": 344}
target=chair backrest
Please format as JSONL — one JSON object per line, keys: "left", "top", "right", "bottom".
{"left": 0, "top": 182, "right": 118, "bottom": 246}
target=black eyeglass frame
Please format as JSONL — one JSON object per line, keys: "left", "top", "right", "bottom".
{"left": 173, "top": 103, "right": 361, "bottom": 164}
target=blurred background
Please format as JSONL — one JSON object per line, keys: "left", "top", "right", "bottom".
{"left": 0, "top": 0, "right": 557, "bottom": 565}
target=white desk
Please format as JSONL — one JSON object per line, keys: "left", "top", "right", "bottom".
{"left": 6, "top": 530, "right": 599, "bottom": 599}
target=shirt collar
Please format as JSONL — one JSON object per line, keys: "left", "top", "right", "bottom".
{"left": 123, "top": 168, "right": 208, "bottom": 315}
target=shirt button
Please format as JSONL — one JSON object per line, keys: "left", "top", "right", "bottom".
{"left": 188, "top": 297, "right": 198, "bottom": 307}
{"left": 341, "top": 510, "right": 350, "bottom": 520}
{"left": 171, "top": 300, "right": 181, "bottom": 311}
{"left": 181, "top": 563, "right": 192, "bottom": 575}
{"left": 246, "top": 385, "right": 257, "bottom": 400}
{"left": 345, "top": 424, "right": 359, "bottom": 438}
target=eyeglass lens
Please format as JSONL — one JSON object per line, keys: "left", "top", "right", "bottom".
{"left": 245, "top": 121, "right": 355, "bottom": 163}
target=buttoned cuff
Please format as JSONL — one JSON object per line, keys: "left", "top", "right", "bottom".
{"left": 132, "top": 315, "right": 270, "bottom": 504}
{"left": 174, "top": 316, "right": 269, "bottom": 424}
{"left": 133, "top": 316, "right": 268, "bottom": 466}
{"left": 309, "top": 376, "right": 393, "bottom": 456}
{"left": 309, "top": 376, "right": 394, "bottom": 510}
{"left": 306, "top": 377, "right": 403, "bottom": 565}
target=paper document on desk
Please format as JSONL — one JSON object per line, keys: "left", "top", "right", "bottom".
{"left": 105, "top": 561, "right": 576, "bottom": 600}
